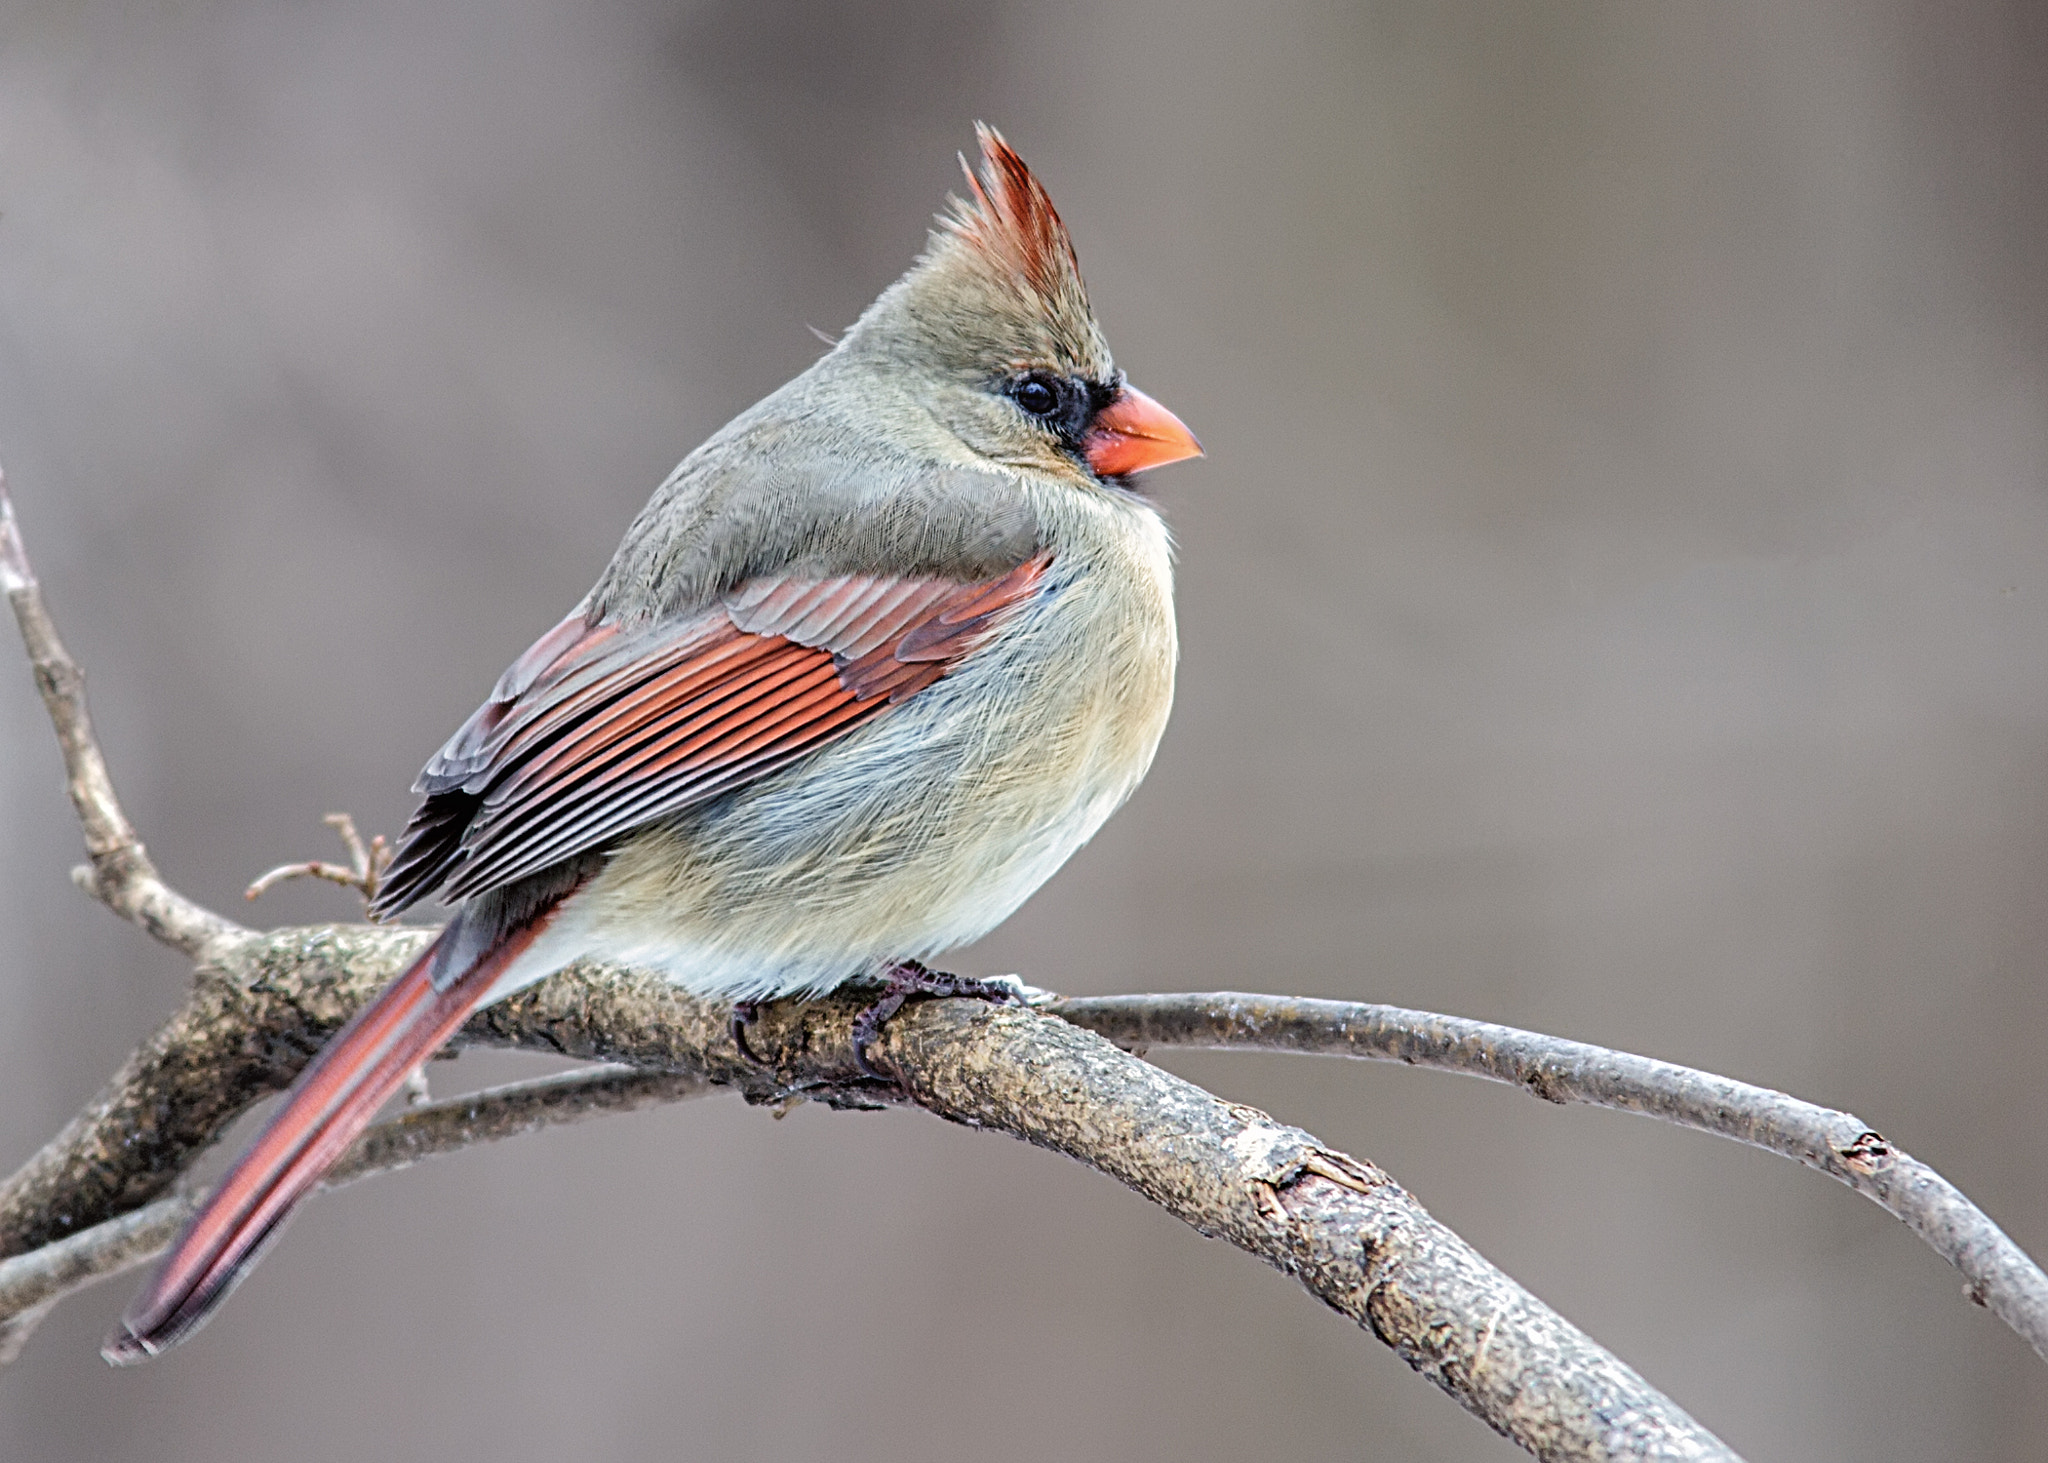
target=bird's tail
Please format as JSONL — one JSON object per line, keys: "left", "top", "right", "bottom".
{"left": 103, "top": 907, "right": 555, "bottom": 1363}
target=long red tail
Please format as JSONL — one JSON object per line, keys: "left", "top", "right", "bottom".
{"left": 103, "top": 914, "right": 550, "bottom": 1363}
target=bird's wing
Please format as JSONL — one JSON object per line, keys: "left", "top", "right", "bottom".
{"left": 369, "top": 555, "right": 1052, "bottom": 916}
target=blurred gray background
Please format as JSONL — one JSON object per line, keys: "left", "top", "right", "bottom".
{"left": 2, "top": 1, "right": 2045, "bottom": 1458}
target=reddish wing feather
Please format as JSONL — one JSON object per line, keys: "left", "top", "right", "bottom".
{"left": 371, "top": 555, "right": 1050, "bottom": 915}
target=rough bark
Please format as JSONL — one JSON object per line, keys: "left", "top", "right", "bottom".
{"left": 0, "top": 925, "right": 1737, "bottom": 1461}
{"left": 14, "top": 461, "right": 2042, "bottom": 1459}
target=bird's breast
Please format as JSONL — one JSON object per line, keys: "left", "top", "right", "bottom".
{"left": 577, "top": 495, "right": 1176, "bottom": 1001}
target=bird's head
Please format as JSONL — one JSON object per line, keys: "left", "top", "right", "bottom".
{"left": 839, "top": 125, "right": 1200, "bottom": 485}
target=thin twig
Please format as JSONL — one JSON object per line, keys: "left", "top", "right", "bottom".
{"left": 0, "top": 467, "right": 244, "bottom": 959}
{"left": 1052, "top": 992, "right": 2048, "bottom": 1363}
{"left": 244, "top": 813, "right": 391, "bottom": 906}
{"left": 327, "top": 811, "right": 373, "bottom": 876}
{"left": 0, "top": 1064, "right": 713, "bottom": 1332}
{"left": 243, "top": 861, "right": 373, "bottom": 900}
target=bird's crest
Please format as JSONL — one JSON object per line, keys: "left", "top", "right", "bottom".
{"left": 843, "top": 125, "right": 1110, "bottom": 379}
{"left": 943, "top": 124, "right": 1088, "bottom": 314}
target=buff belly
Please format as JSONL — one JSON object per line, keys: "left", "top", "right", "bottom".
{"left": 495, "top": 524, "right": 1176, "bottom": 1004}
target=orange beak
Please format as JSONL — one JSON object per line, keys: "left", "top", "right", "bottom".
{"left": 1083, "top": 383, "right": 1203, "bottom": 478}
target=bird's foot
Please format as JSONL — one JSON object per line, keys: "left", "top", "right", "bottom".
{"left": 851, "top": 961, "right": 1025, "bottom": 1083}
{"left": 730, "top": 999, "right": 767, "bottom": 1068}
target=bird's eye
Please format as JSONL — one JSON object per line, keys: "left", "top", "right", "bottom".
{"left": 1009, "top": 374, "right": 1062, "bottom": 419}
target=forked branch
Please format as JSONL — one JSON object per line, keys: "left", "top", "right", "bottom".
{"left": 6, "top": 464, "right": 2041, "bottom": 1459}
{"left": 244, "top": 812, "right": 393, "bottom": 906}
{"left": 1053, "top": 994, "right": 2048, "bottom": 1362}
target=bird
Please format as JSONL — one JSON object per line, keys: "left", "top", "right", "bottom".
{"left": 104, "top": 124, "right": 1199, "bottom": 1363}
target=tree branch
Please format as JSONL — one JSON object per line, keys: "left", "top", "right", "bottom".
{"left": 0, "top": 933, "right": 1741, "bottom": 1461}
{"left": 1052, "top": 993, "right": 2048, "bottom": 1364}
{"left": 13, "top": 458, "right": 2025, "bottom": 1458}
{"left": 0, "top": 1064, "right": 712, "bottom": 1350}
{"left": 0, "top": 469, "right": 244, "bottom": 959}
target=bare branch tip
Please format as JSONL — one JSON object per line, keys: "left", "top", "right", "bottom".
{"left": 0, "top": 461, "right": 32, "bottom": 596}
{"left": 243, "top": 813, "right": 394, "bottom": 909}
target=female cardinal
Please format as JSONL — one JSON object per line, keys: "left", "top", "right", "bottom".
{"left": 107, "top": 125, "right": 1199, "bottom": 1361}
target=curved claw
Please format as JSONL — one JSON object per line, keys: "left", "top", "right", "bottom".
{"left": 849, "top": 964, "right": 1026, "bottom": 1084}
{"left": 730, "top": 1000, "right": 767, "bottom": 1069}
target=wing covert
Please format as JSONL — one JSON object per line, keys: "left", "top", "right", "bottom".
{"left": 369, "top": 555, "right": 1050, "bottom": 917}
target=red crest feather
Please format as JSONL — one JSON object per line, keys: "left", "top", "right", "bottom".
{"left": 945, "top": 124, "right": 1088, "bottom": 311}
